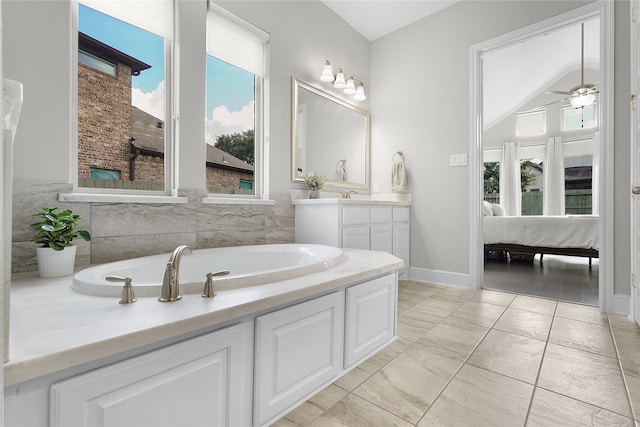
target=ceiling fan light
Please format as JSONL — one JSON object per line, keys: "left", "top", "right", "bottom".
{"left": 334, "top": 69, "right": 346, "bottom": 89}
{"left": 320, "top": 60, "right": 334, "bottom": 82}
{"left": 570, "top": 93, "right": 595, "bottom": 108}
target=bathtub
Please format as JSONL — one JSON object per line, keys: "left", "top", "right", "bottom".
{"left": 73, "top": 243, "right": 346, "bottom": 297}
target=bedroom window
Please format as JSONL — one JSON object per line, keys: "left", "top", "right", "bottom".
{"left": 521, "top": 158, "right": 542, "bottom": 215}
{"left": 565, "top": 155, "right": 593, "bottom": 214}
{"left": 562, "top": 104, "right": 596, "bottom": 131}
{"left": 516, "top": 110, "right": 546, "bottom": 138}
{"left": 205, "top": 3, "right": 269, "bottom": 197}
{"left": 483, "top": 162, "right": 500, "bottom": 204}
{"left": 76, "top": 1, "right": 172, "bottom": 193}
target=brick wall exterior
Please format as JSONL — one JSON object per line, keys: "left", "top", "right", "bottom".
{"left": 206, "top": 166, "right": 253, "bottom": 191}
{"left": 78, "top": 62, "right": 132, "bottom": 180}
{"left": 134, "top": 154, "right": 164, "bottom": 182}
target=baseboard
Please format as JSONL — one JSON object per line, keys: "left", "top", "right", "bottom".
{"left": 408, "top": 267, "right": 471, "bottom": 289}
{"left": 613, "top": 293, "right": 630, "bottom": 316}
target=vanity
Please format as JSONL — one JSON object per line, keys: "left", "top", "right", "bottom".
{"left": 294, "top": 199, "right": 411, "bottom": 277}
{"left": 4, "top": 248, "right": 401, "bottom": 427}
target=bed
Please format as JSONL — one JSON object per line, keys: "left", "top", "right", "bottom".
{"left": 483, "top": 214, "right": 599, "bottom": 266}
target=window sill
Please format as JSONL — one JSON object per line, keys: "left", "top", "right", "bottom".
{"left": 201, "top": 197, "right": 275, "bottom": 206}
{"left": 58, "top": 193, "right": 189, "bottom": 204}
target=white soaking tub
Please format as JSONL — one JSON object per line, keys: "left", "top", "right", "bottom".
{"left": 73, "top": 243, "right": 346, "bottom": 297}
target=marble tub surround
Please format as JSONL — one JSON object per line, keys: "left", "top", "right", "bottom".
{"left": 274, "top": 283, "right": 639, "bottom": 426}
{"left": 11, "top": 180, "right": 295, "bottom": 272}
{"left": 5, "top": 248, "right": 402, "bottom": 386}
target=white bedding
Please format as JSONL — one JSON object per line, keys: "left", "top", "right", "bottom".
{"left": 483, "top": 215, "right": 599, "bottom": 250}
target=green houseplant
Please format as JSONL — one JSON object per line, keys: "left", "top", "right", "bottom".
{"left": 31, "top": 207, "right": 91, "bottom": 277}
{"left": 303, "top": 173, "right": 327, "bottom": 199}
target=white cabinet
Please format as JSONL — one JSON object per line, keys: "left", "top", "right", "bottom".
{"left": 295, "top": 203, "right": 410, "bottom": 273}
{"left": 50, "top": 322, "right": 253, "bottom": 427}
{"left": 345, "top": 274, "right": 397, "bottom": 367}
{"left": 254, "top": 292, "right": 345, "bottom": 426}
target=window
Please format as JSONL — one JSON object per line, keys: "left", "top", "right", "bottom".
{"left": 562, "top": 103, "right": 597, "bottom": 131}
{"left": 565, "top": 154, "right": 593, "bottom": 214}
{"left": 516, "top": 110, "right": 546, "bottom": 137}
{"left": 483, "top": 161, "right": 500, "bottom": 204}
{"left": 206, "top": 3, "right": 269, "bottom": 197}
{"left": 76, "top": 1, "right": 172, "bottom": 192}
{"left": 520, "top": 158, "right": 542, "bottom": 215}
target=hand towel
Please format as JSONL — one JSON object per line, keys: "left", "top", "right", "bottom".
{"left": 392, "top": 152, "right": 407, "bottom": 193}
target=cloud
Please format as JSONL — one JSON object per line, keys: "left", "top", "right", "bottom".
{"left": 206, "top": 101, "right": 254, "bottom": 144}
{"left": 132, "top": 80, "right": 165, "bottom": 120}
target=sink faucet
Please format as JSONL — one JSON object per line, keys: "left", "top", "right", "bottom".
{"left": 342, "top": 190, "right": 357, "bottom": 199}
{"left": 159, "top": 245, "right": 192, "bottom": 302}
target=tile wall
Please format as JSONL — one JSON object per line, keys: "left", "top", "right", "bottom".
{"left": 11, "top": 180, "right": 295, "bottom": 273}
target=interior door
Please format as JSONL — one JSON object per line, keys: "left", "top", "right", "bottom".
{"left": 631, "top": 0, "right": 640, "bottom": 324}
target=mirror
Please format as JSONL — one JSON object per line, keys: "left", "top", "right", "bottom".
{"left": 291, "top": 78, "right": 370, "bottom": 190}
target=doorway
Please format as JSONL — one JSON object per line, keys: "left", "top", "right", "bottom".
{"left": 469, "top": 2, "right": 614, "bottom": 312}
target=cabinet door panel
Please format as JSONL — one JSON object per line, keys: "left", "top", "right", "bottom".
{"left": 370, "top": 206, "right": 392, "bottom": 223}
{"left": 392, "top": 207, "right": 410, "bottom": 223}
{"left": 370, "top": 224, "right": 392, "bottom": 253}
{"left": 343, "top": 226, "right": 370, "bottom": 249}
{"left": 255, "top": 292, "right": 344, "bottom": 426}
{"left": 345, "top": 274, "right": 397, "bottom": 367}
{"left": 393, "top": 223, "right": 410, "bottom": 269}
{"left": 50, "top": 322, "right": 253, "bottom": 427}
{"left": 342, "top": 206, "right": 369, "bottom": 225}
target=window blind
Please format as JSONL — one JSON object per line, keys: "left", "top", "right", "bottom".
{"left": 206, "top": 3, "right": 269, "bottom": 77}
{"left": 78, "top": 0, "right": 173, "bottom": 39}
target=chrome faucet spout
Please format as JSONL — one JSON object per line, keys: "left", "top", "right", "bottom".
{"left": 159, "top": 245, "right": 192, "bottom": 302}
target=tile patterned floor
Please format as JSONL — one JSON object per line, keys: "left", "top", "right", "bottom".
{"left": 272, "top": 280, "right": 640, "bottom": 427}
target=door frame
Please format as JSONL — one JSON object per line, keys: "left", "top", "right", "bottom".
{"left": 469, "top": 1, "right": 615, "bottom": 312}
{"left": 631, "top": 1, "right": 639, "bottom": 323}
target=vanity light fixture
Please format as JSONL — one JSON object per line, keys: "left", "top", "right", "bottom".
{"left": 320, "top": 60, "right": 334, "bottom": 82}
{"left": 319, "top": 61, "right": 367, "bottom": 102}
{"left": 354, "top": 82, "right": 366, "bottom": 101}
{"left": 334, "top": 69, "right": 346, "bottom": 89}
{"left": 344, "top": 77, "right": 356, "bottom": 95}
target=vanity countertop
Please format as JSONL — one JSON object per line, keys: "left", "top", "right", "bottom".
{"left": 292, "top": 198, "right": 411, "bottom": 206}
{"left": 5, "top": 249, "right": 402, "bottom": 386}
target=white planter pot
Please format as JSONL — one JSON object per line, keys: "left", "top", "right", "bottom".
{"left": 36, "top": 246, "right": 77, "bottom": 278}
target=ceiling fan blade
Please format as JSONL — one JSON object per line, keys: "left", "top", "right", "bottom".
{"left": 518, "top": 97, "right": 570, "bottom": 114}
{"left": 545, "top": 90, "right": 572, "bottom": 95}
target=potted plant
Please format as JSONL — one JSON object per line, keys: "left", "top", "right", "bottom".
{"left": 303, "top": 173, "right": 327, "bottom": 199}
{"left": 31, "top": 206, "right": 91, "bottom": 278}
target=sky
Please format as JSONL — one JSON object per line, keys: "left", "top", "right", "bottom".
{"left": 78, "top": 4, "right": 255, "bottom": 142}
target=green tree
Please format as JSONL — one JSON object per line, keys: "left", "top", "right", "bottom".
{"left": 214, "top": 130, "right": 255, "bottom": 165}
{"left": 483, "top": 160, "right": 538, "bottom": 195}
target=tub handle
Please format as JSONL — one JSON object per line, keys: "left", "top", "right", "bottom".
{"left": 202, "top": 270, "right": 230, "bottom": 298}
{"left": 106, "top": 275, "right": 137, "bottom": 304}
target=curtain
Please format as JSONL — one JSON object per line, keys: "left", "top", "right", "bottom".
{"left": 543, "top": 137, "right": 565, "bottom": 216}
{"left": 592, "top": 131, "right": 600, "bottom": 215}
{"left": 499, "top": 141, "right": 521, "bottom": 216}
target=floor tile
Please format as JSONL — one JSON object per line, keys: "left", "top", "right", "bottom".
{"left": 611, "top": 326, "right": 640, "bottom": 363}
{"left": 493, "top": 307, "right": 552, "bottom": 341}
{"left": 467, "top": 329, "right": 545, "bottom": 384}
{"left": 418, "top": 364, "right": 533, "bottom": 427}
{"left": 471, "top": 289, "right": 516, "bottom": 306}
{"left": 413, "top": 318, "right": 489, "bottom": 361}
{"left": 411, "top": 297, "right": 462, "bottom": 317}
{"left": 620, "top": 359, "right": 640, "bottom": 422}
{"left": 608, "top": 313, "right": 640, "bottom": 332}
{"left": 549, "top": 316, "right": 616, "bottom": 358}
{"left": 334, "top": 367, "right": 371, "bottom": 392}
{"left": 527, "top": 387, "right": 634, "bottom": 426}
{"left": 282, "top": 401, "right": 325, "bottom": 426}
{"left": 447, "top": 300, "right": 506, "bottom": 328}
{"left": 271, "top": 416, "right": 300, "bottom": 427}
{"left": 556, "top": 301, "right": 608, "bottom": 325}
{"left": 308, "top": 384, "right": 348, "bottom": 413}
{"left": 307, "top": 394, "right": 413, "bottom": 427}
{"left": 538, "top": 343, "right": 631, "bottom": 417}
{"left": 431, "top": 287, "right": 475, "bottom": 304}
{"left": 509, "top": 294, "right": 557, "bottom": 315}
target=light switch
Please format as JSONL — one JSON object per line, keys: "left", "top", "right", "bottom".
{"left": 449, "top": 153, "right": 467, "bottom": 167}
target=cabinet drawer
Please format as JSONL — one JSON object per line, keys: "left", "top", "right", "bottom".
{"left": 342, "top": 206, "right": 369, "bottom": 225}
{"left": 393, "top": 207, "right": 410, "bottom": 223}
{"left": 370, "top": 206, "right": 392, "bottom": 223}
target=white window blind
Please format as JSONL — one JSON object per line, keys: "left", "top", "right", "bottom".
{"left": 78, "top": 0, "right": 173, "bottom": 39}
{"left": 206, "top": 3, "right": 269, "bottom": 77}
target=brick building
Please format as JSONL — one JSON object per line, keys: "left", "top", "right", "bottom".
{"left": 78, "top": 32, "right": 254, "bottom": 192}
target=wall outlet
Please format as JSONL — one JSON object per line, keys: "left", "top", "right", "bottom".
{"left": 373, "top": 183, "right": 379, "bottom": 193}
{"left": 449, "top": 153, "right": 467, "bottom": 167}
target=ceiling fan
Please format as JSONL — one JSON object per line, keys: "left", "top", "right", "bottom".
{"left": 543, "top": 22, "right": 598, "bottom": 109}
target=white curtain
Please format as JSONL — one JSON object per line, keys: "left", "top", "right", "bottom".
{"left": 592, "top": 131, "right": 600, "bottom": 215}
{"left": 499, "top": 141, "right": 521, "bottom": 216}
{"left": 543, "top": 137, "right": 565, "bottom": 216}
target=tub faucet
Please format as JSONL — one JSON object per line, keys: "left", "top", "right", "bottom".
{"left": 159, "top": 244, "right": 192, "bottom": 302}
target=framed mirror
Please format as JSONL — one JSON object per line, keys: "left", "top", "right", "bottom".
{"left": 291, "top": 78, "right": 370, "bottom": 190}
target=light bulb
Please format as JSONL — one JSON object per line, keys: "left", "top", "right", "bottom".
{"left": 344, "top": 78, "right": 356, "bottom": 94}
{"left": 354, "top": 83, "right": 366, "bottom": 101}
{"left": 570, "top": 93, "right": 595, "bottom": 108}
{"left": 320, "top": 60, "right": 334, "bottom": 82}
{"left": 334, "top": 69, "right": 346, "bottom": 89}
